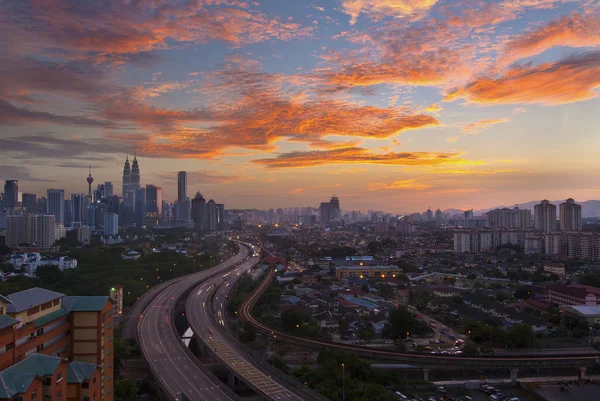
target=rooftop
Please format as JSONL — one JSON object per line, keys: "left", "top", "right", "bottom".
{"left": 564, "top": 305, "right": 600, "bottom": 316}
{"left": 3, "top": 287, "right": 65, "bottom": 314}
{"left": 62, "top": 296, "right": 111, "bottom": 312}
{"left": 66, "top": 361, "right": 98, "bottom": 384}
{"left": 0, "top": 314, "right": 18, "bottom": 330}
{"left": 336, "top": 265, "right": 399, "bottom": 271}
{"left": 0, "top": 354, "right": 65, "bottom": 398}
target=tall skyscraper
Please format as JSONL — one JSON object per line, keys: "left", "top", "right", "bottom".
{"left": 131, "top": 156, "right": 141, "bottom": 192}
{"left": 330, "top": 196, "right": 341, "bottom": 219}
{"left": 33, "top": 214, "right": 56, "bottom": 248}
{"left": 71, "top": 194, "right": 85, "bottom": 223}
{"left": 4, "top": 180, "right": 18, "bottom": 209}
{"left": 47, "top": 189, "right": 65, "bottom": 224}
{"left": 64, "top": 199, "right": 73, "bottom": 226}
{"left": 560, "top": 198, "right": 582, "bottom": 232}
{"left": 134, "top": 187, "right": 146, "bottom": 227}
{"left": 37, "top": 197, "right": 47, "bottom": 214}
{"left": 426, "top": 208, "right": 434, "bottom": 221}
{"left": 206, "top": 199, "right": 217, "bottom": 231}
{"left": 6, "top": 214, "right": 26, "bottom": 246}
{"left": 103, "top": 213, "right": 119, "bottom": 236}
{"left": 534, "top": 199, "right": 557, "bottom": 233}
{"left": 145, "top": 185, "right": 162, "bottom": 215}
{"left": 122, "top": 157, "right": 131, "bottom": 198}
{"left": 177, "top": 171, "right": 187, "bottom": 202}
{"left": 191, "top": 192, "right": 206, "bottom": 230}
{"left": 104, "top": 182, "right": 114, "bottom": 197}
{"left": 216, "top": 203, "right": 225, "bottom": 229}
{"left": 319, "top": 202, "right": 331, "bottom": 224}
{"left": 22, "top": 193, "right": 37, "bottom": 214}
{"left": 86, "top": 165, "right": 94, "bottom": 197}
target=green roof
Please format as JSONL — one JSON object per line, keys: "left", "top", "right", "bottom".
{"left": 67, "top": 361, "right": 98, "bottom": 384}
{"left": 62, "top": 296, "right": 111, "bottom": 312}
{"left": 0, "top": 354, "right": 65, "bottom": 398}
{"left": 33, "top": 307, "right": 69, "bottom": 328}
{"left": 0, "top": 314, "right": 18, "bottom": 330}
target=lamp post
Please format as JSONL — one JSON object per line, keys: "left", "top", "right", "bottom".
{"left": 341, "top": 363, "right": 345, "bottom": 401}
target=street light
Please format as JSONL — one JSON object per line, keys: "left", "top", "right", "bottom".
{"left": 341, "top": 363, "right": 345, "bottom": 401}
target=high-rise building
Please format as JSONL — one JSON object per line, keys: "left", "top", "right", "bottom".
{"left": 71, "top": 194, "right": 85, "bottom": 224}
{"left": 46, "top": 189, "right": 65, "bottom": 224}
{"left": 131, "top": 156, "right": 141, "bottom": 192}
{"left": 104, "top": 182, "right": 114, "bottom": 197}
{"left": 330, "top": 196, "right": 341, "bottom": 219}
{"left": 560, "top": 198, "right": 582, "bottom": 232}
{"left": 122, "top": 156, "right": 131, "bottom": 201}
{"left": 486, "top": 207, "right": 530, "bottom": 228}
{"left": 103, "top": 213, "right": 119, "bottom": 236}
{"left": 534, "top": 200, "right": 557, "bottom": 233}
{"left": 3, "top": 180, "right": 18, "bottom": 209}
{"left": 37, "top": 197, "right": 47, "bottom": 214}
{"left": 216, "top": 203, "right": 225, "bottom": 229}
{"left": 435, "top": 208, "right": 443, "bottom": 222}
{"left": 319, "top": 202, "right": 331, "bottom": 224}
{"left": 22, "top": 193, "right": 37, "bottom": 214}
{"left": 64, "top": 199, "right": 73, "bottom": 226}
{"left": 6, "top": 214, "right": 26, "bottom": 246}
{"left": 110, "top": 285, "right": 124, "bottom": 317}
{"left": 191, "top": 192, "right": 205, "bottom": 230}
{"left": 177, "top": 171, "right": 187, "bottom": 202}
{"left": 134, "top": 187, "right": 146, "bottom": 227}
{"left": 145, "top": 185, "right": 162, "bottom": 215}
{"left": 206, "top": 199, "right": 217, "bottom": 231}
{"left": 33, "top": 214, "right": 56, "bottom": 248}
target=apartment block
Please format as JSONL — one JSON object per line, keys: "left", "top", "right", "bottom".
{"left": 0, "top": 288, "right": 113, "bottom": 401}
{"left": 0, "top": 354, "right": 101, "bottom": 401}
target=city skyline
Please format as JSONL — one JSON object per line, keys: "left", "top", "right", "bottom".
{"left": 1, "top": 1, "right": 599, "bottom": 212}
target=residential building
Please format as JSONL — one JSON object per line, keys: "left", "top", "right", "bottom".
{"left": 543, "top": 262, "right": 566, "bottom": 278}
{"left": 559, "top": 198, "right": 582, "bottom": 232}
{"left": 534, "top": 200, "right": 556, "bottom": 233}
{"left": 177, "top": 171, "right": 187, "bottom": 202}
{"left": 547, "top": 284, "right": 598, "bottom": 306}
{"left": 109, "top": 286, "right": 123, "bottom": 318}
{"left": 0, "top": 287, "right": 113, "bottom": 401}
{"left": 103, "top": 214, "right": 118, "bottom": 236}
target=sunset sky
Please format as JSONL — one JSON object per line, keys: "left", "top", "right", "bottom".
{"left": 1, "top": 0, "right": 599, "bottom": 213}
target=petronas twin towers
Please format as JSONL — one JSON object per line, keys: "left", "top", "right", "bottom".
{"left": 122, "top": 156, "right": 140, "bottom": 204}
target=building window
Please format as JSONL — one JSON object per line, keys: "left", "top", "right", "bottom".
{"left": 6, "top": 342, "right": 13, "bottom": 351}
{"left": 93, "top": 377, "right": 97, "bottom": 384}
{"left": 82, "top": 382, "right": 89, "bottom": 389}
{"left": 31, "top": 390, "right": 37, "bottom": 401}
{"left": 37, "top": 344, "right": 44, "bottom": 352}
{"left": 56, "top": 390, "right": 61, "bottom": 400}
{"left": 43, "top": 378, "right": 51, "bottom": 386}
{"left": 27, "top": 306, "right": 39, "bottom": 316}
{"left": 56, "top": 372, "right": 63, "bottom": 383}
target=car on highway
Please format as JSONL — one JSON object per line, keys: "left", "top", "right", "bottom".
{"left": 489, "top": 395, "right": 499, "bottom": 401}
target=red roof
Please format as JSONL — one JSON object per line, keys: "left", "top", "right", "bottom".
{"left": 336, "top": 298, "right": 356, "bottom": 307}
{"left": 264, "top": 255, "right": 287, "bottom": 265}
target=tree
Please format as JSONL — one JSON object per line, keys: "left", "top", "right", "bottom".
{"left": 357, "top": 327, "right": 374, "bottom": 341}
{"left": 382, "top": 307, "right": 431, "bottom": 340}
{"left": 113, "top": 339, "right": 132, "bottom": 378}
{"left": 513, "top": 287, "right": 531, "bottom": 299}
{"left": 34, "top": 265, "right": 63, "bottom": 284}
{"left": 495, "top": 292, "right": 510, "bottom": 302}
{"left": 508, "top": 324, "right": 535, "bottom": 348}
{"left": 578, "top": 272, "right": 600, "bottom": 288}
{"left": 381, "top": 238, "right": 397, "bottom": 248}
{"left": 462, "top": 341, "right": 479, "bottom": 355}
{"left": 239, "top": 321, "right": 256, "bottom": 343}
{"left": 394, "top": 260, "right": 419, "bottom": 273}
{"left": 467, "top": 273, "right": 477, "bottom": 280}
{"left": 115, "top": 380, "right": 137, "bottom": 401}
{"left": 361, "top": 284, "right": 370, "bottom": 293}
{"left": 451, "top": 295, "right": 463, "bottom": 304}
{"left": 367, "top": 241, "right": 382, "bottom": 254}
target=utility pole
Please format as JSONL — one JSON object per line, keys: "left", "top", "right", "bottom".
{"left": 342, "top": 363, "right": 345, "bottom": 401}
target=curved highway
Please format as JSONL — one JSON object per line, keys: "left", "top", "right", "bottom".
{"left": 138, "top": 245, "right": 249, "bottom": 401}
{"left": 186, "top": 255, "right": 314, "bottom": 401}
{"left": 239, "top": 268, "right": 599, "bottom": 370}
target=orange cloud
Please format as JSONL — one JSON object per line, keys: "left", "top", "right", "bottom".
{"left": 291, "top": 184, "right": 341, "bottom": 194}
{"left": 252, "top": 147, "right": 470, "bottom": 168}
{"left": 501, "top": 12, "right": 600, "bottom": 66}
{"left": 367, "top": 179, "right": 431, "bottom": 191}
{"left": 444, "top": 52, "right": 600, "bottom": 105}
{"left": 446, "top": 136, "right": 460, "bottom": 143}
{"left": 461, "top": 118, "right": 511, "bottom": 134}
{"left": 341, "top": 0, "right": 439, "bottom": 24}
{"left": 425, "top": 103, "right": 443, "bottom": 113}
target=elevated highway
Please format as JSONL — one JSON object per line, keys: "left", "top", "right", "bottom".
{"left": 239, "top": 268, "right": 599, "bottom": 382}
{"left": 186, "top": 253, "right": 325, "bottom": 401}
{"left": 137, "top": 245, "right": 250, "bottom": 401}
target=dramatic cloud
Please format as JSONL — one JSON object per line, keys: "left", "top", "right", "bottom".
{"left": 0, "top": 100, "right": 114, "bottom": 128}
{"left": 0, "top": 133, "right": 123, "bottom": 159}
{"left": 367, "top": 179, "right": 431, "bottom": 191}
{"left": 461, "top": 118, "right": 511, "bottom": 134}
{"left": 252, "top": 147, "right": 469, "bottom": 168}
{"left": 501, "top": 12, "right": 600, "bottom": 66}
{"left": 444, "top": 52, "right": 600, "bottom": 105}
{"left": 1, "top": 1, "right": 312, "bottom": 64}
{"left": 341, "top": 0, "right": 439, "bottom": 24}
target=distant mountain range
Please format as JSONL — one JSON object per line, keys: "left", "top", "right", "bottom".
{"left": 444, "top": 200, "right": 600, "bottom": 218}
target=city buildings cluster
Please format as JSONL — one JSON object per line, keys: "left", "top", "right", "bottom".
{"left": 0, "top": 157, "right": 227, "bottom": 248}
{"left": 452, "top": 199, "right": 599, "bottom": 260}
